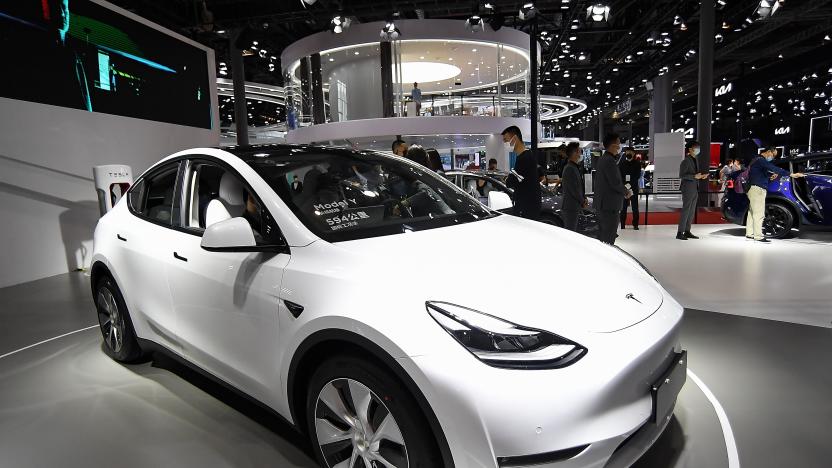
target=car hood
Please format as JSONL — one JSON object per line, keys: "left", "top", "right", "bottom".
{"left": 334, "top": 215, "right": 663, "bottom": 336}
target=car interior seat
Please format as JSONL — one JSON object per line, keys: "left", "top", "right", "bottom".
{"left": 205, "top": 172, "right": 245, "bottom": 227}
{"left": 147, "top": 188, "right": 174, "bottom": 222}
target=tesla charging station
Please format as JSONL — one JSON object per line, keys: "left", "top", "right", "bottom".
{"left": 93, "top": 165, "right": 133, "bottom": 216}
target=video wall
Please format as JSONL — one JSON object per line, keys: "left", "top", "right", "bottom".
{"left": 0, "top": 0, "right": 212, "bottom": 129}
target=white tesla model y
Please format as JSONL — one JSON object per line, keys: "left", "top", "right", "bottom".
{"left": 91, "top": 145, "right": 686, "bottom": 468}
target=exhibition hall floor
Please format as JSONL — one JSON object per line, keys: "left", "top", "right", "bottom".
{"left": 1, "top": 225, "right": 830, "bottom": 468}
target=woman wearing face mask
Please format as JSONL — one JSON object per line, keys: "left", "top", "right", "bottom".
{"left": 677, "top": 141, "right": 710, "bottom": 240}
{"left": 745, "top": 147, "right": 805, "bottom": 242}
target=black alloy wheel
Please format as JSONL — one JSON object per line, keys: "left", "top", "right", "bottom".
{"left": 762, "top": 203, "right": 795, "bottom": 239}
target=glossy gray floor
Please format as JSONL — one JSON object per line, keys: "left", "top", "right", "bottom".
{"left": 1, "top": 270, "right": 831, "bottom": 468}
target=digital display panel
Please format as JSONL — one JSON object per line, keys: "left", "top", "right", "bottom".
{"left": 0, "top": 0, "right": 212, "bottom": 129}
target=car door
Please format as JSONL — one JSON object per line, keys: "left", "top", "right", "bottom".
{"left": 799, "top": 157, "right": 832, "bottom": 225}
{"left": 119, "top": 161, "right": 184, "bottom": 354}
{"left": 164, "top": 158, "right": 291, "bottom": 405}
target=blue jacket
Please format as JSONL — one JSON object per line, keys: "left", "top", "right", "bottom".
{"left": 749, "top": 156, "right": 790, "bottom": 189}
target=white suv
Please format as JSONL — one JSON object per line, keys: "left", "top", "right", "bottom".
{"left": 90, "top": 145, "right": 686, "bottom": 468}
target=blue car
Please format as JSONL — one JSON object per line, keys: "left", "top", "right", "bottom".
{"left": 722, "top": 152, "right": 832, "bottom": 238}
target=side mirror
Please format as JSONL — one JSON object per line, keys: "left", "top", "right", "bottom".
{"left": 201, "top": 217, "right": 256, "bottom": 252}
{"left": 488, "top": 191, "right": 513, "bottom": 211}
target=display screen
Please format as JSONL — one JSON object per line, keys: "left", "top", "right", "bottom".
{"left": 0, "top": 0, "right": 212, "bottom": 129}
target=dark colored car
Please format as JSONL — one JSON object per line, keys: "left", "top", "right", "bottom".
{"left": 722, "top": 152, "right": 832, "bottom": 238}
{"left": 445, "top": 170, "right": 599, "bottom": 236}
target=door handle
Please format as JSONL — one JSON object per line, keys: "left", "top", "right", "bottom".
{"left": 284, "top": 300, "right": 304, "bottom": 318}
{"left": 173, "top": 252, "right": 188, "bottom": 262}
{"left": 117, "top": 234, "right": 127, "bottom": 242}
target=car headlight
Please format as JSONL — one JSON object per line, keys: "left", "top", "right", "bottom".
{"left": 425, "top": 301, "right": 586, "bottom": 369}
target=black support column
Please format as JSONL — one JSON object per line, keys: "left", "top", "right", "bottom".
{"left": 530, "top": 17, "right": 539, "bottom": 151}
{"left": 380, "top": 41, "right": 394, "bottom": 118}
{"left": 696, "top": 0, "right": 715, "bottom": 193}
{"left": 310, "top": 53, "right": 326, "bottom": 124}
{"left": 230, "top": 30, "right": 249, "bottom": 146}
{"left": 299, "top": 57, "right": 312, "bottom": 121}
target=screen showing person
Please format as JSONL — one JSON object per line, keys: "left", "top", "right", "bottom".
{"left": 0, "top": 0, "right": 212, "bottom": 129}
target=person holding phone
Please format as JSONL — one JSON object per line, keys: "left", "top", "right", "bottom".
{"left": 677, "top": 141, "right": 709, "bottom": 240}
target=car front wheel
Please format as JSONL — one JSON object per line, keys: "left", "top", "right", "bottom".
{"left": 306, "top": 356, "right": 443, "bottom": 468}
{"left": 763, "top": 203, "right": 795, "bottom": 239}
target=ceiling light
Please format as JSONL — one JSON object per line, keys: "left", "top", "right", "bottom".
{"left": 330, "top": 15, "right": 351, "bottom": 34}
{"left": 466, "top": 15, "right": 484, "bottom": 32}
{"left": 380, "top": 22, "right": 401, "bottom": 41}
{"left": 519, "top": 3, "right": 536, "bottom": 20}
{"left": 587, "top": 4, "right": 610, "bottom": 22}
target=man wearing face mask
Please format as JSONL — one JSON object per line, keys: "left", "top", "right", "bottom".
{"left": 594, "top": 134, "right": 628, "bottom": 244}
{"left": 677, "top": 141, "right": 709, "bottom": 240}
{"left": 746, "top": 147, "right": 805, "bottom": 242}
{"left": 560, "top": 142, "right": 587, "bottom": 232}
{"left": 502, "top": 126, "right": 541, "bottom": 220}
{"left": 618, "top": 147, "right": 642, "bottom": 230}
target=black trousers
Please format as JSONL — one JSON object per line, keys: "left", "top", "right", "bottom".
{"left": 597, "top": 209, "right": 620, "bottom": 244}
{"left": 678, "top": 185, "right": 698, "bottom": 233}
{"left": 620, "top": 195, "right": 639, "bottom": 228}
{"left": 561, "top": 208, "right": 579, "bottom": 232}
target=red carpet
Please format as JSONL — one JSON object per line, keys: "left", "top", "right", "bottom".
{"left": 625, "top": 209, "right": 727, "bottom": 226}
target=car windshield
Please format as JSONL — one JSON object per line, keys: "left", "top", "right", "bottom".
{"left": 247, "top": 150, "right": 496, "bottom": 242}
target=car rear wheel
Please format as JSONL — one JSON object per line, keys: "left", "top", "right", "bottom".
{"left": 762, "top": 203, "right": 795, "bottom": 239}
{"left": 95, "top": 276, "right": 146, "bottom": 363}
{"left": 306, "top": 356, "right": 443, "bottom": 468}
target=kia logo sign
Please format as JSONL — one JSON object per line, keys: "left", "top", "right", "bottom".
{"left": 674, "top": 128, "right": 695, "bottom": 139}
{"left": 714, "top": 83, "right": 732, "bottom": 97}
{"left": 775, "top": 126, "right": 790, "bottom": 135}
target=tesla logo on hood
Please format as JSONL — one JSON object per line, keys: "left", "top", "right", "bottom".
{"left": 625, "top": 293, "right": 643, "bottom": 304}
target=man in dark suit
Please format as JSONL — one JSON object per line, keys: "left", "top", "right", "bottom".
{"left": 593, "top": 134, "right": 629, "bottom": 244}
{"left": 560, "top": 142, "right": 586, "bottom": 231}
{"left": 618, "top": 148, "right": 642, "bottom": 230}
{"left": 502, "top": 126, "right": 541, "bottom": 220}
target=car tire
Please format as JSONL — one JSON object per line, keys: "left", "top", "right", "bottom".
{"left": 306, "top": 355, "right": 444, "bottom": 468}
{"left": 94, "top": 276, "right": 147, "bottom": 363}
{"left": 763, "top": 203, "right": 795, "bottom": 239}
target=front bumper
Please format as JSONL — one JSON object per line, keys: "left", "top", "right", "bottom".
{"left": 397, "top": 296, "right": 684, "bottom": 468}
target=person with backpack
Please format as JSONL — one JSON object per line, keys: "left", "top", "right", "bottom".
{"left": 744, "top": 147, "right": 805, "bottom": 242}
{"left": 677, "top": 141, "right": 709, "bottom": 240}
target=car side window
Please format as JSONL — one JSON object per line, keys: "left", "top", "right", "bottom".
{"left": 805, "top": 158, "right": 832, "bottom": 175}
{"left": 183, "top": 160, "right": 284, "bottom": 246}
{"left": 128, "top": 163, "right": 180, "bottom": 225}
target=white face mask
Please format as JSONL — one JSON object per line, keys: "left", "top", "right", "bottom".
{"left": 692, "top": 148, "right": 701, "bottom": 157}
{"left": 504, "top": 135, "right": 516, "bottom": 150}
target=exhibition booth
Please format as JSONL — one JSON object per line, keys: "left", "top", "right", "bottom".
{"left": 0, "top": 1, "right": 831, "bottom": 468}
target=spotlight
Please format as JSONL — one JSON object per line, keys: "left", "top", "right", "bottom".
{"left": 330, "top": 15, "right": 351, "bottom": 34}
{"left": 587, "top": 4, "right": 610, "bottom": 22}
{"left": 299, "top": 0, "right": 316, "bottom": 7}
{"left": 519, "top": 3, "right": 536, "bottom": 20}
{"left": 755, "top": 0, "right": 783, "bottom": 19}
{"left": 466, "top": 15, "right": 484, "bottom": 32}
{"left": 380, "top": 22, "right": 400, "bottom": 41}
{"left": 715, "top": 33, "right": 724, "bottom": 44}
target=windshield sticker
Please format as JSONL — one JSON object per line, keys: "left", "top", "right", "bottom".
{"left": 314, "top": 199, "right": 356, "bottom": 215}
{"left": 325, "top": 206, "right": 385, "bottom": 231}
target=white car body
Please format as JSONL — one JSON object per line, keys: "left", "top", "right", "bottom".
{"left": 91, "top": 146, "right": 684, "bottom": 468}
